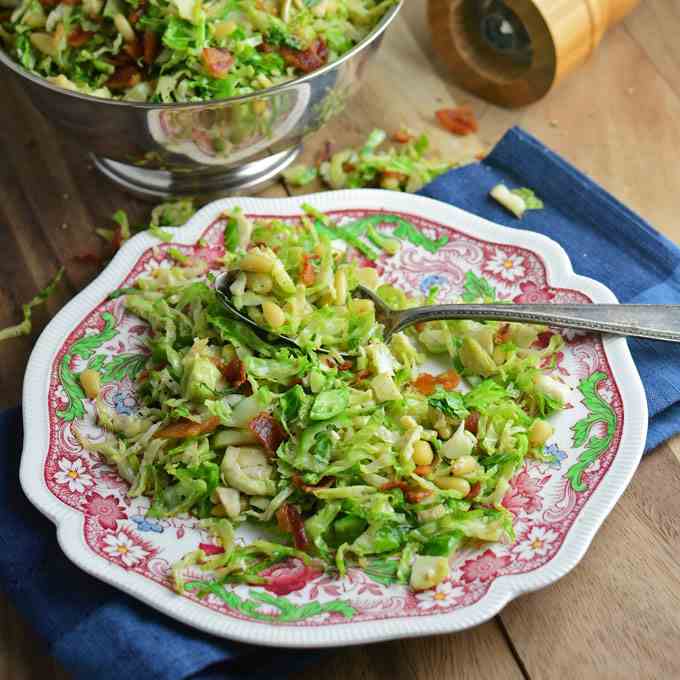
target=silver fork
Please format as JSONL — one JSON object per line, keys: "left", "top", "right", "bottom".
{"left": 354, "top": 286, "right": 680, "bottom": 343}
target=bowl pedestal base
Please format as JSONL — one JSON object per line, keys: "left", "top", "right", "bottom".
{"left": 92, "top": 145, "right": 302, "bottom": 201}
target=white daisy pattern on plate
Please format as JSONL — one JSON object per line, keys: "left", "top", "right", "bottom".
{"left": 102, "top": 531, "right": 150, "bottom": 567}
{"left": 515, "top": 525, "right": 560, "bottom": 561}
{"left": 415, "top": 581, "right": 465, "bottom": 610}
{"left": 483, "top": 248, "right": 526, "bottom": 283}
{"left": 53, "top": 457, "right": 94, "bottom": 494}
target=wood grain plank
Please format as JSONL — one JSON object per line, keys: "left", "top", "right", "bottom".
{"left": 0, "top": 601, "right": 70, "bottom": 680}
{"left": 297, "top": 621, "right": 525, "bottom": 680}
{"left": 500, "top": 450, "right": 680, "bottom": 679}
{"left": 622, "top": 1, "right": 680, "bottom": 102}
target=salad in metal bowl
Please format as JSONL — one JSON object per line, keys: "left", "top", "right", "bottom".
{"left": 0, "top": 0, "right": 396, "bottom": 101}
{"left": 77, "top": 207, "right": 571, "bottom": 594}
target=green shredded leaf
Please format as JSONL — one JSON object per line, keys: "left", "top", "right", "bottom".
{"left": 0, "top": 268, "right": 65, "bottom": 343}
{"left": 511, "top": 188, "right": 544, "bottom": 211}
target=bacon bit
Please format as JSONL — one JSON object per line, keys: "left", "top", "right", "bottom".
{"left": 276, "top": 504, "right": 292, "bottom": 532}
{"left": 202, "top": 47, "right": 234, "bottom": 79}
{"left": 466, "top": 481, "right": 481, "bottom": 500}
{"left": 354, "top": 369, "right": 371, "bottom": 384}
{"left": 143, "top": 30, "right": 159, "bottom": 65}
{"left": 280, "top": 38, "right": 328, "bottom": 74}
{"left": 414, "top": 373, "right": 437, "bottom": 396}
{"left": 534, "top": 331, "right": 555, "bottom": 349}
{"left": 72, "top": 252, "right": 104, "bottom": 266}
{"left": 337, "top": 360, "right": 353, "bottom": 371}
{"left": 496, "top": 323, "right": 511, "bottom": 344}
{"left": 342, "top": 162, "right": 357, "bottom": 173}
{"left": 128, "top": 4, "right": 147, "bottom": 24}
{"left": 67, "top": 28, "right": 94, "bottom": 47}
{"left": 392, "top": 129, "right": 413, "bottom": 144}
{"left": 406, "top": 489, "right": 432, "bottom": 504}
{"left": 123, "top": 38, "right": 143, "bottom": 60}
{"left": 199, "top": 542, "right": 225, "bottom": 556}
{"left": 248, "top": 412, "right": 287, "bottom": 455}
{"left": 111, "top": 226, "right": 124, "bottom": 250}
{"left": 211, "top": 356, "right": 247, "bottom": 388}
{"left": 379, "top": 480, "right": 408, "bottom": 492}
{"left": 257, "top": 42, "right": 275, "bottom": 53}
{"left": 155, "top": 416, "right": 220, "bottom": 439}
{"left": 137, "top": 370, "right": 149, "bottom": 381}
{"left": 436, "top": 106, "right": 478, "bottom": 136}
{"left": 414, "top": 370, "right": 460, "bottom": 395}
{"left": 415, "top": 465, "right": 432, "bottom": 476}
{"left": 292, "top": 474, "right": 335, "bottom": 494}
{"left": 436, "top": 369, "right": 460, "bottom": 391}
{"left": 315, "top": 140, "right": 332, "bottom": 165}
{"left": 300, "top": 253, "right": 316, "bottom": 286}
{"left": 106, "top": 66, "right": 142, "bottom": 91}
{"left": 465, "top": 411, "right": 480, "bottom": 434}
{"left": 277, "top": 504, "right": 309, "bottom": 551}
{"left": 414, "top": 322, "right": 426, "bottom": 333}
{"left": 382, "top": 170, "right": 407, "bottom": 183}
{"left": 107, "top": 50, "right": 134, "bottom": 66}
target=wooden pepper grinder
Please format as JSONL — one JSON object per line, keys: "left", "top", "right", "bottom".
{"left": 428, "top": 0, "right": 641, "bottom": 108}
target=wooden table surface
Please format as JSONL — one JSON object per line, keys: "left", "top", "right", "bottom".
{"left": 2, "top": 2, "right": 680, "bottom": 678}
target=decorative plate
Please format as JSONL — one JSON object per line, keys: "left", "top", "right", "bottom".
{"left": 20, "top": 190, "right": 647, "bottom": 648}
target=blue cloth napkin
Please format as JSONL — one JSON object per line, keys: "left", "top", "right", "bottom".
{"left": 420, "top": 127, "right": 680, "bottom": 452}
{"left": 0, "top": 406, "right": 320, "bottom": 679}
{"left": 2, "top": 126, "right": 679, "bottom": 680}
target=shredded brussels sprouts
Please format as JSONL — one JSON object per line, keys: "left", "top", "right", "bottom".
{"left": 78, "top": 207, "right": 570, "bottom": 593}
{"left": 1, "top": 0, "right": 396, "bottom": 102}
{"left": 284, "top": 128, "right": 458, "bottom": 193}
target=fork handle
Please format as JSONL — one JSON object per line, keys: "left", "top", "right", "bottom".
{"left": 390, "top": 304, "right": 680, "bottom": 343}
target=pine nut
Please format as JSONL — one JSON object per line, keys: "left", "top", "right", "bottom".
{"left": 262, "top": 301, "right": 285, "bottom": 329}
{"left": 356, "top": 267, "right": 379, "bottom": 289}
{"left": 412, "top": 440, "right": 434, "bottom": 466}
{"left": 451, "top": 455, "right": 477, "bottom": 477}
{"left": 240, "top": 252, "right": 273, "bottom": 273}
{"left": 246, "top": 272, "right": 273, "bottom": 294}
{"left": 79, "top": 369, "right": 101, "bottom": 399}
{"left": 529, "top": 419, "right": 554, "bottom": 446}
{"left": 352, "top": 299, "right": 374, "bottom": 315}
{"left": 436, "top": 477, "right": 471, "bottom": 495}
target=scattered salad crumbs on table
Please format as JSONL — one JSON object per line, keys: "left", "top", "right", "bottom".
{"left": 0, "top": 267, "right": 64, "bottom": 343}
{"left": 74, "top": 206, "right": 571, "bottom": 594}
{"left": 284, "top": 128, "right": 460, "bottom": 192}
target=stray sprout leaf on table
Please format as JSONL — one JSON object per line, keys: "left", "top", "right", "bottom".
{"left": 0, "top": 268, "right": 65, "bottom": 343}
{"left": 284, "top": 129, "right": 459, "bottom": 193}
{"left": 490, "top": 183, "right": 544, "bottom": 218}
{"left": 511, "top": 188, "right": 544, "bottom": 210}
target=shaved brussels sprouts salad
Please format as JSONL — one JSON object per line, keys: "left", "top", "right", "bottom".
{"left": 1, "top": 0, "right": 396, "bottom": 102}
{"left": 78, "top": 206, "right": 570, "bottom": 594}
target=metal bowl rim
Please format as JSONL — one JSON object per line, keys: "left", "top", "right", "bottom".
{"left": 0, "top": 0, "right": 402, "bottom": 110}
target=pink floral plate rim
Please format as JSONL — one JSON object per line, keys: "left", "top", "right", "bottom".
{"left": 20, "top": 190, "right": 647, "bottom": 648}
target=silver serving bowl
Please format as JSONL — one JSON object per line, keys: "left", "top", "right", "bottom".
{"left": 0, "top": 2, "right": 402, "bottom": 199}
